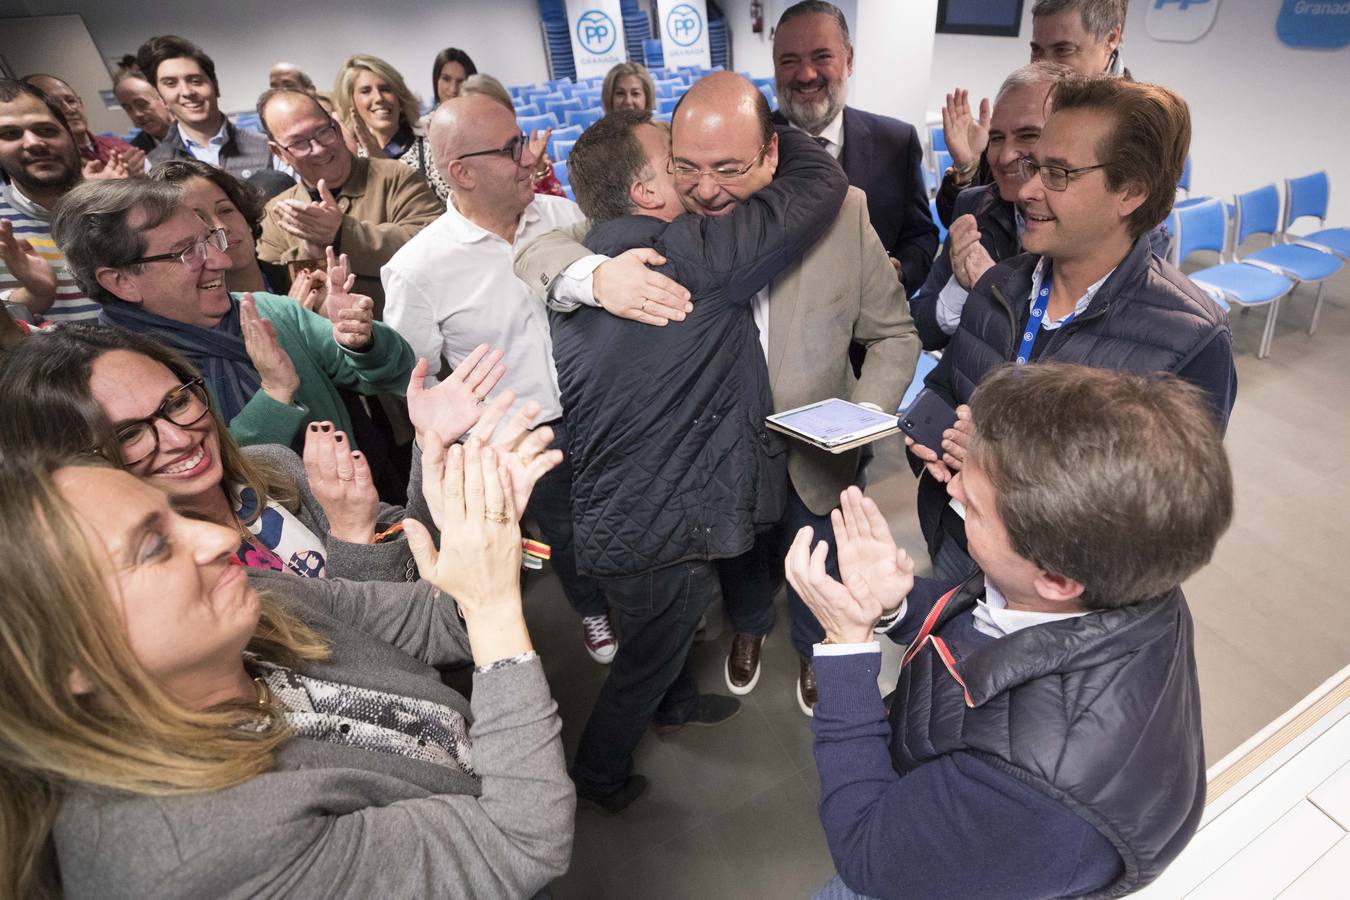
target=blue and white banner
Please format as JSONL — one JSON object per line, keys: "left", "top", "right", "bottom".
{"left": 567, "top": 0, "right": 628, "bottom": 80}
{"left": 1145, "top": 0, "right": 1221, "bottom": 43}
{"left": 657, "top": 0, "right": 713, "bottom": 71}
{"left": 1276, "top": 0, "right": 1350, "bottom": 49}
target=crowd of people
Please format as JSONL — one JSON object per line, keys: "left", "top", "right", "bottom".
{"left": 0, "top": 1, "right": 1241, "bottom": 897}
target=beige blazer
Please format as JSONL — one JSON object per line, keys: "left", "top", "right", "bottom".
{"left": 258, "top": 156, "right": 445, "bottom": 318}
{"left": 516, "top": 186, "right": 921, "bottom": 515}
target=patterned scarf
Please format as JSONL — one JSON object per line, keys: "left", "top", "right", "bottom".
{"left": 100, "top": 294, "right": 261, "bottom": 421}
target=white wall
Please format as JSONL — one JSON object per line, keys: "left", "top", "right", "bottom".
{"left": 926, "top": 0, "right": 1350, "bottom": 223}
{"left": 0, "top": 0, "right": 550, "bottom": 117}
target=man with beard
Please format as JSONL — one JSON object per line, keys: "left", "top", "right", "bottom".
{"left": 0, "top": 79, "right": 103, "bottom": 323}
{"left": 771, "top": 1, "right": 936, "bottom": 299}
{"left": 21, "top": 73, "right": 144, "bottom": 174}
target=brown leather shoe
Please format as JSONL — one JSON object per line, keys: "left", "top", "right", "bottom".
{"left": 797, "top": 660, "right": 818, "bottom": 717}
{"left": 724, "top": 632, "right": 765, "bottom": 695}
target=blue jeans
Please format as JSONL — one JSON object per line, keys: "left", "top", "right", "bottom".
{"left": 571, "top": 559, "right": 717, "bottom": 796}
{"left": 528, "top": 420, "right": 607, "bottom": 618}
{"left": 813, "top": 875, "right": 879, "bottom": 900}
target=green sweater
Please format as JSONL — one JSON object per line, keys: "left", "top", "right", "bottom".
{"left": 226, "top": 292, "right": 414, "bottom": 448}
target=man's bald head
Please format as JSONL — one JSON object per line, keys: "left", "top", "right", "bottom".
{"left": 269, "top": 62, "right": 314, "bottom": 92}
{"left": 429, "top": 93, "right": 515, "bottom": 175}
{"left": 669, "top": 72, "right": 779, "bottom": 217}
{"left": 673, "top": 72, "right": 774, "bottom": 148}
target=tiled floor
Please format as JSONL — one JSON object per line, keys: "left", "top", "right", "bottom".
{"left": 519, "top": 262, "right": 1350, "bottom": 899}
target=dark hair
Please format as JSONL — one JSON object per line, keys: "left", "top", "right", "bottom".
{"left": 1031, "top": 0, "right": 1128, "bottom": 39}
{"left": 136, "top": 35, "right": 220, "bottom": 95}
{"left": 568, "top": 109, "right": 658, "bottom": 223}
{"left": 50, "top": 179, "right": 184, "bottom": 303}
{"left": 1049, "top": 75, "right": 1190, "bottom": 239}
{"left": 431, "top": 48, "right": 477, "bottom": 99}
{"left": 0, "top": 323, "right": 294, "bottom": 524}
{"left": 777, "top": 1, "right": 852, "bottom": 50}
{"left": 0, "top": 77, "right": 74, "bottom": 140}
{"left": 148, "top": 159, "right": 267, "bottom": 240}
{"left": 255, "top": 87, "right": 332, "bottom": 140}
{"left": 112, "top": 56, "right": 148, "bottom": 88}
{"left": 968, "top": 363, "right": 1232, "bottom": 610}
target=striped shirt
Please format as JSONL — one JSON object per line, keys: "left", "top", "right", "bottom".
{"left": 0, "top": 183, "right": 101, "bottom": 323}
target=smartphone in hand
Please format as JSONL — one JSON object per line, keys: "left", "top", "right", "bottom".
{"left": 898, "top": 388, "right": 958, "bottom": 458}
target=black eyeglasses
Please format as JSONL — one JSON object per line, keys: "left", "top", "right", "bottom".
{"left": 455, "top": 132, "right": 527, "bottom": 164}
{"left": 1014, "top": 157, "right": 1107, "bottom": 192}
{"left": 279, "top": 122, "right": 341, "bottom": 157}
{"left": 127, "top": 228, "right": 229, "bottom": 270}
{"left": 111, "top": 379, "right": 212, "bottom": 467}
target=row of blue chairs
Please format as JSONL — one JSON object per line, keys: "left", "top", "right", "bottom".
{"left": 1170, "top": 173, "right": 1347, "bottom": 359}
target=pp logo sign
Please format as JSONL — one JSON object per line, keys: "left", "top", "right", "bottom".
{"left": 1145, "top": 0, "right": 1220, "bottom": 43}
{"left": 577, "top": 9, "right": 618, "bottom": 55}
{"left": 666, "top": 3, "right": 704, "bottom": 47}
{"left": 1277, "top": 0, "right": 1350, "bottom": 49}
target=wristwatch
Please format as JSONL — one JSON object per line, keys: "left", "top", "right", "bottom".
{"left": 946, "top": 159, "right": 979, "bottom": 187}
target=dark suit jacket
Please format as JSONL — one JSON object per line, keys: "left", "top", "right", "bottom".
{"left": 775, "top": 106, "right": 938, "bottom": 297}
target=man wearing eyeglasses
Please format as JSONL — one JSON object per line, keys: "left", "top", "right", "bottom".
{"left": 907, "top": 76, "right": 1235, "bottom": 585}
{"left": 257, "top": 89, "right": 443, "bottom": 319}
{"left": 380, "top": 93, "right": 613, "bottom": 669}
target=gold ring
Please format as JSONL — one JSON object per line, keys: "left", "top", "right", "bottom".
{"left": 472, "top": 391, "right": 485, "bottom": 403}
{"left": 484, "top": 509, "right": 510, "bottom": 524}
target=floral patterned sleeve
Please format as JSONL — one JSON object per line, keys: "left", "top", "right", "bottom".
{"left": 474, "top": 651, "right": 540, "bottom": 675}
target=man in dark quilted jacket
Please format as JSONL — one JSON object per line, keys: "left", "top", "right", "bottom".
{"left": 790, "top": 363, "right": 1231, "bottom": 899}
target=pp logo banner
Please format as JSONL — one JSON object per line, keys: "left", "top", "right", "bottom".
{"left": 566, "top": 0, "right": 627, "bottom": 79}
{"left": 1277, "top": 0, "right": 1350, "bottom": 49}
{"left": 658, "top": 0, "right": 712, "bottom": 69}
{"left": 1145, "top": 0, "right": 1221, "bottom": 43}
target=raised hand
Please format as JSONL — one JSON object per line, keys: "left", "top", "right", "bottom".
{"left": 941, "top": 88, "right": 990, "bottom": 169}
{"left": 287, "top": 267, "right": 329, "bottom": 312}
{"left": 527, "top": 127, "right": 553, "bottom": 171}
{"left": 592, "top": 248, "right": 693, "bottom": 326}
{"left": 322, "top": 247, "right": 373, "bottom": 350}
{"left": 276, "top": 179, "right": 343, "bottom": 257}
{"left": 467, "top": 396, "right": 562, "bottom": 516}
{"left": 120, "top": 145, "right": 148, "bottom": 175}
{"left": 402, "top": 440, "right": 533, "bottom": 666}
{"left": 82, "top": 151, "right": 131, "bottom": 181}
{"left": 833, "top": 487, "right": 914, "bottom": 614}
{"left": 239, "top": 293, "right": 300, "bottom": 404}
{"left": 303, "top": 422, "right": 380, "bottom": 543}
{"left": 407, "top": 345, "right": 507, "bottom": 447}
{"left": 785, "top": 526, "right": 886, "bottom": 645}
{"left": 0, "top": 219, "right": 58, "bottom": 308}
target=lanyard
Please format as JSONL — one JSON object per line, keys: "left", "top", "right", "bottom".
{"left": 1015, "top": 270, "right": 1075, "bottom": 365}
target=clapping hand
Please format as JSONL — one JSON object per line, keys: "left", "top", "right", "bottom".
{"left": 467, "top": 392, "right": 562, "bottom": 516}
{"left": 303, "top": 422, "right": 380, "bottom": 543}
{"left": 0, "top": 219, "right": 57, "bottom": 307}
{"left": 949, "top": 215, "right": 995, "bottom": 291}
{"left": 785, "top": 525, "right": 886, "bottom": 646}
{"left": 239, "top": 293, "right": 300, "bottom": 405}
{"left": 941, "top": 88, "right": 990, "bottom": 169}
{"left": 322, "top": 247, "right": 373, "bottom": 351}
{"left": 407, "top": 345, "right": 507, "bottom": 448}
{"left": 82, "top": 150, "right": 130, "bottom": 181}
{"left": 277, "top": 178, "right": 343, "bottom": 257}
{"left": 402, "top": 439, "right": 533, "bottom": 666}
{"left": 527, "top": 127, "right": 553, "bottom": 172}
{"left": 288, "top": 266, "right": 330, "bottom": 313}
{"left": 834, "top": 487, "right": 915, "bottom": 615}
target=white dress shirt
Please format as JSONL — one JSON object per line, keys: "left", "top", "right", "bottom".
{"left": 179, "top": 119, "right": 230, "bottom": 168}
{"left": 811, "top": 109, "right": 846, "bottom": 161}
{"left": 382, "top": 193, "right": 585, "bottom": 422}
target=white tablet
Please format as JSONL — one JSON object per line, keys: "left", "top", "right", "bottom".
{"left": 766, "top": 398, "right": 899, "bottom": 449}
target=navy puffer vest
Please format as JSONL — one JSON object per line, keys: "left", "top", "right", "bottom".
{"left": 889, "top": 578, "right": 1206, "bottom": 897}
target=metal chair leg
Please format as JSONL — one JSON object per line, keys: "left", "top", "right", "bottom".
{"left": 1258, "top": 298, "right": 1280, "bottom": 359}
{"left": 1309, "top": 281, "right": 1325, "bottom": 335}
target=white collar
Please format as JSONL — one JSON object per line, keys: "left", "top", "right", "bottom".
{"left": 444, "top": 193, "right": 540, "bottom": 245}
{"left": 4, "top": 182, "right": 51, "bottom": 218}
{"left": 972, "top": 580, "right": 1092, "bottom": 639}
{"left": 179, "top": 118, "right": 229, "bottom": 150}
{"left": 1028, "top": 257, "right": 1117, "bottom": 327}
{"left": 815, "top": 108, "right": 846, "bottom": 150}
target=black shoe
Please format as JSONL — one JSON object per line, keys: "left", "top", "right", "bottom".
{"left": 576, "top": 774, "right": 649, "bottom": 814}
{"left": 651, "top": 694, "right": 742, "bottom": 735}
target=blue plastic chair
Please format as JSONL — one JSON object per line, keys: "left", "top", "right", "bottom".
{"left": 1282, "top": 171, "right": 1350, "bottom": 259}
{"left": 1174, "top": 199, "right": 1293, "bottom": 359}
{"left": 576, "top": 89, "right": 603, "bottom": 106}
{"left": 513, "top": 103, "right": 541, "bottom": 118}
{"left": 551, "top": 139, "right": 577, "bottom": 162}
{"left": 929, "top": 125, "right": 946, "bottom": 153}
{"left": 1174, "top": 156, "right": 1211, "bottom": 210}
{"left": 554, "top": 159, "right": 569, "bottom": 187}
{"left": 542, "top": 78, "right": 571, "bottom": 91}
{"left": 756, "top": 82, "right": 776, "bottom": 110}
{"left": 518, "top": 112, "right": 561, "bottom": 133}
{"left": 546, "top": 98, "right": 584, "bottom": 118}
{"left": 657, "top": 96, "right": 681, "bottom": 114}
{"left": 565, "top": 108, "right": 605, "bottom": 130}
{"left": 929, "top": 198, "right": 947, "bottom": 246}
{"left": 1233, "top": 184, "right": 1343, "bottom": 336}
{"left": 548, "top": 125, "right": 582, "bottom": 154}
{"left": 654, "top": 80, "right": 683, "bottom": 99}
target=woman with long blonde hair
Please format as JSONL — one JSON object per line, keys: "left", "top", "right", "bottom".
{"left": 333, "top": 54, "right": 450, "bottom": 201}
{"left": 0, "top": 426, "right": 572, "bottom": 898}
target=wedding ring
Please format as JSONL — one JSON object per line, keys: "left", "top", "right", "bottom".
{"left": 472, "top": 391, "right": 486, "bottom": 404}
{"left": 484, "top": 509, "right": 510, "bottom": 524}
